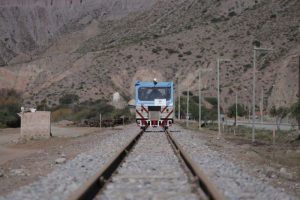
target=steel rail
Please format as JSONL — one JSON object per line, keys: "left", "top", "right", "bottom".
{"left": 165, "top": 130, "right": 225, "bottom": 200}
{"left": 68, "top": 130, "right": 144, "bottom": 200}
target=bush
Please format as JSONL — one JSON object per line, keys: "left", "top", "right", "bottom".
{"left": 152, "top": 47, "right": 162, "bottom": 54}
{"left": 51, "top": 107, "right": 73, "bottom": 122}
{"left": 59, "top": 94, "right": 79, "bottom": 105}
{"left": 252, "top": 40, "right": 261, "bottom": 47}
{"left": 290, "top": 100, "right": 300, "bottom": 119}
{"left": 269, "top": 105, "right": 290, "bottom": 130}
{"left": 165, "top": 48, "right": 179, "bottom": 54}
{"left": 0, "top": 89, "right": 22, "bottom": 128}
{"left": 227, "top": 103, "right": 247, "bottom": 118}
{"left": 243, "top": 64, "right": 252, "bottom": 72}
{"left": 211, "top": 17, "right": 222, "bottom": 23}
{"left": 183, "top": 51, "right": 192, "bottom": 55}
{"left": 176, "top": 96, "right": 218, "bottom": 122}
{"left": 51, "top": 99, "right": 131, "bottom": 122}
{"left": 228, "top": 11, "right": 237, "bottom": 17}
{"left": 205, "top": 97, "right": 218, "bottom": 107}
{"left": 182, "top": 91, "right": 194, "bottom": 96}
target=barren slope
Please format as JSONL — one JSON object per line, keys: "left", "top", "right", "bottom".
{"left": 0, "top": 0, "right": 299, "bottom": 110}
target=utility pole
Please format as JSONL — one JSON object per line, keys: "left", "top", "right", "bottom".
{"left": 260, "top": 89, "right": 264, "bottom": 124}
{"left": 298, "top": 56, "right": 300, "bottom": 130}
{"left": 235, "top": 91, "right": 238, "bottom": 126}
{"left": 248, "top": 103, "right": 250, "bottom": 121}
{"left": 199, "top": 69, "right": 202, "bottom": 130}
{"left": 252, "top": 48, "right": 256, "bottom": 143}
{"left": 178, "top": 83, "right": 181, "bottom": 120}
{"left": 252, "top": 47, "right": 273, "bottom": 143}
{"left": 186, "top": 86, "right": 190, "bottom": 127}
{"left": 174, "top": 81, "right": 176, "bottom": 121}
{"left": 217, "top": 58, "right": 231, "bottom": 138}
{"left": 217, "top": 59, "right": 220, "bottom": 137}
{"left": 99, "top": 113, "right": 102, "bottom": 129}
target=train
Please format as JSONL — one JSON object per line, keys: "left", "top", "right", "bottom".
{"left": 135, "top": 79, "right": 174, "bottom": 130}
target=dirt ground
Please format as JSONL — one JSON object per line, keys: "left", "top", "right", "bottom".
{"left": 0, "top": 125, "right": 118, "bottom": 196}
{"left": 179, "top": 121, "right": 300, "bottom": 198}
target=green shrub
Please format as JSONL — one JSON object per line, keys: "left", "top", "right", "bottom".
{"left": 182, "top": 91, "right": 194, "bottom": 96}
{"left": 152, "top": 47, "right": 162, "bottom": 54}
{"left": 227, "top": 103, "right": 247, "bottom": 118}
{"left": 165, "top": 48, "right": 179, "bottom": 54}
{"left": 252, "top": 40, "right": 261, "bottom": 47}
{"left": 228, "top": 11, "right": 237, "bottom": 17}
{"left": 183, "top": 51, "right": 192, "bottom": 55}
{"left": 176, "top": 96, "right": 217, "bottom": 121}
{"left": 59, "top": 94, "right": 79, "bottom": 105}
{"left": 205, "top": 97, "right": 218, "bottom": 107}
{"left": 290, "top": 100, "right": 300, "bottom": 120}
{"left": 0, "top": 89, "right": 22, "bottom": 128}
{"left": 243, "top": 64, "right": 252, "bottom": 72}
{"left": 51, "top": 99, "right": 131, "bottom": 122}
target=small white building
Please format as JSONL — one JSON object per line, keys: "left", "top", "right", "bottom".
{"left": 18, "top": 111, "right": 51, "bottom": 139}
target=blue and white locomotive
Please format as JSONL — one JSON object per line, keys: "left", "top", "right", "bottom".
{"left": 135, "top": 79, "right": 174, "bottom": 130}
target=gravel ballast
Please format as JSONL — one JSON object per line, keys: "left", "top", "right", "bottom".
{"left": 97, "top": 128, "right": 198, "bottom": 200}
{"left": 170, "top": 125, "right": 297, "bottom": 200}
{"left": 0, "top": 125, "right": 138, "bottom": 200}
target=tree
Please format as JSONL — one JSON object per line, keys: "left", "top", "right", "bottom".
{"left": 175, "top": 96, "right": 218, "bottom": 123}
{"left": 269, "top": 105, "right": 289, "bottom": 130}
{"left": 59, "top": 94, "right": 79, "bottom": 105}
{"left": 37, "top": 98, "right": 50, "bottom": 111}
{"left": 227, "top": 103, "right": 247, "bottom": 126}
{"left": 0, "top": 88, "right": 22, "bottom": 128}
{"left": 290, "top": 100, "right": 300, "bottom": 130}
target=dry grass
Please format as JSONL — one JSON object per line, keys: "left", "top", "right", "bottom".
{"left": 51, "top": 108, "right": 72, "bottom": 122}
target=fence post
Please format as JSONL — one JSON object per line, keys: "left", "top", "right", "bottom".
{"left": 272, "top": 128, "right": 276, "bottom": 145}
{"left": 99, "top": 113, "right": 102, "bottom": 129}
{"left": 272, "top": 128, "right": 276, "bottom": 160}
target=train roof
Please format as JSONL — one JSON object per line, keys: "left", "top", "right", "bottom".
{"left": 135, "top": 81, "right": 173, "bottom": 87}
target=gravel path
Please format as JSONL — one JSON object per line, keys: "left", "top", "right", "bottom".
{"left": 0, "top": 125, "right": 138, "bottom": 200}
{"left": 97, "top": 129, "right": 199, "bottom": 200}
{"left": 170, "top": 125, "right": 297, "bottom": 200}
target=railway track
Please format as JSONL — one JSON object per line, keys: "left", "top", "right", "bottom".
{"left": 69, "top": 128, "right": 224, "bottom": 200}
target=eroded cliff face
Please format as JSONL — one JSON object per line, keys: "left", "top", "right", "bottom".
{"left": 0, "top": 0, "right": 157, "bottom": 65}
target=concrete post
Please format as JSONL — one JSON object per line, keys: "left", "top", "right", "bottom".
{"left": 252, "top": 49, "right": 256, "bottom": 143}
{"left": 99, "top": 113, "right": 102, "bottom": 129}
{"left": 199, "top": 68, "right": 202, "bottom": 130}
{"left": 298, "top": 56, "right": 300, "bottom": 130}
{"left": 235, "top": 91, "right": 238, "bottom": 126}
{"left": 217, "top": 59, "right": 221, "bottom": 138}
{"left": 186, "top": 86, "right": 189, "bottom": 127}
{"left": 178, "top": 83, "right": 181, "bottom": 120}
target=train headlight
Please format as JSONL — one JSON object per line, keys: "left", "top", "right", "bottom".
{"left": 153, "top": 78, "right": 157, "bottom": 85}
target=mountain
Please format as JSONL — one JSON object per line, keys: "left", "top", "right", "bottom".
{"left": 0, "top": 0, "right": 299, "bottom": 111}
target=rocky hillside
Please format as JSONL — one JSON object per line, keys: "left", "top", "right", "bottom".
{"left": 0, "top": 0, "right": 157, "bottom": 65}
{"left": 0, "top": 0, "right": 299, "bottom": 110}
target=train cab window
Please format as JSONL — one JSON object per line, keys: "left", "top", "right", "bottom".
{"left": 138, "top": 87, "right": 171, "bottom": 101}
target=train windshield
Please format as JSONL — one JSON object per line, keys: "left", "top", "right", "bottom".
{"left": 138, "top": 87, "right": 171, "bottom": 101}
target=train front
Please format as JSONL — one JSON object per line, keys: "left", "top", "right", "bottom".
{"left": 135, "top": 80, "right": 174, "bottom": 130}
